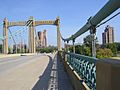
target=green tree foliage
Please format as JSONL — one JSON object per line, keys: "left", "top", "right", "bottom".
{"left": 83, "top": 35, "right": 93, "bottom": 47}
{"left": 0, "top": 44, "right": 2, "bottom": 53}
{"left": 104, "top": 43, "right": 117, "bottom": 56}
{"left": 83, "top": 34, "right": 98, "bottom": 56}
{"left": 75, "top": 45, "right": 83, "bottom": 54}
{"left": 36, "top": 46, "right": 57, "bottom": 53}
{"left": 97, "top": 48, "right": 113, "bottom": 58}
{"left": 83, "top": 35, "right": 93, "bottom": 56}
{"left": 106, "top": 43, "right": 117, "bottom": 55}
{"left": 84, "top": 46, "right": 91, "bottom": 56}
{"left": 8, "top": 47, "right": 12, "bottom": 54}
{"left": 68, "top": 46, "right": 73, "bottom": 52}
{"left": 115, "top": 42, "right": 120, "bottom": 53}
{"left": 68, "top": 45, "right": 91, "bottom": 56}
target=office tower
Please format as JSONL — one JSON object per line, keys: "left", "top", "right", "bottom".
{"left": 102, "top": 25, "right": 114, "bottom": 44}
{"left": 37, "top": 30, "right": 47, "bottom": 47}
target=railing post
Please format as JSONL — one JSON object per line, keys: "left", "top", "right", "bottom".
{"left": 66, "top": 41, "right": 69, "bottom": 52}
{"left": 72, "top": 39, "right": 75, "bottom": 53}
{"left": 90, "top": 26, "right": 96, "bottom": 57}
{"left": 64, "top": 41, "right": 66, "bottom": 52}
{"left": 64, "top": 52, "right": 67, "bottom": 62}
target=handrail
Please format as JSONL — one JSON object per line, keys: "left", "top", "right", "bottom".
{"left": 62, "top": 0, "right": 120, "bottom": 42}
{"left": 66, "top": 52, "right": 97, "bottom": 89}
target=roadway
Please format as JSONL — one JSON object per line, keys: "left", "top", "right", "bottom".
{"left": 0, "top": 54, "right": 50, "bottom": 90}
{"left": 0, "top": 53, "right": 73, "bottom": 90}
{"left": 0, "top": 54, "right": 44, "bottom": 75}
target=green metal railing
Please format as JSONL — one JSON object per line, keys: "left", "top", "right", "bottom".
{"left": 66, "top": 53, "right": 97, "bottom": 90}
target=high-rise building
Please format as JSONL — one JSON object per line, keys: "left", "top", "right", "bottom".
{"left": 37, "top": 30, "right": 47, "bottom": 47}
{"left": 102, "top": 25, "right": 114, "bottom": 44}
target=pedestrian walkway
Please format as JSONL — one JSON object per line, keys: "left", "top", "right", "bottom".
{"left": 57, "top": 55, "right": 73, "bottom": 90}
{"left": 32, "top": 54, "right": 73, "bottom": 90}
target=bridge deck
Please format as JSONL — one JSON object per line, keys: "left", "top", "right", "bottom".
{"left": 0, "top": 53, "right": 73, "bottom": 90}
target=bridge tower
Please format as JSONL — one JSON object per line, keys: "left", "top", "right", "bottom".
{"left": 28, "top": 16, "right": 36, "bottom": 53}
{"left": 56, "top": 17, "right": 61, "bottom": 51}
{"left": 3, "top": 18, "right": 8, "bottom": 54}
{"left": 2, "top": 16, "right": 62, "bottom": 54}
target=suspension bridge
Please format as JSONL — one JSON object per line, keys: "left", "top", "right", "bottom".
{"left": 0, "top": 0, "right": 120, "bottom": 90}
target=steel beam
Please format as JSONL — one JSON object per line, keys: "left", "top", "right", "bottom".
{"left": 8, "top": 21, "right": 26, "bottom": 27}
{"left": 35, "top": 20, "right": 56, "bottom": 26}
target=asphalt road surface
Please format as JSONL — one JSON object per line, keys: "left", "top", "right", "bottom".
{"left": 0, "top": 54, "right": 44, "bottom": 75}
{"left": 0, "top": 53, "right": 73, "bottom": 90}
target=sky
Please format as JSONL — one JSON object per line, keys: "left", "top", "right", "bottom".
{"left": 0, "top": 0, "right": 120, "bottom": 47}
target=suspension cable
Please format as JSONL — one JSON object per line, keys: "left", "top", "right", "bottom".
{"left": 8, "top": 28, "right": 17, "bottom": 53}
{"left": 60, "top": 11, "right": 120, "bottom": 42}
{"left": 96, "top": 12, "right": 120, "bottom": 28}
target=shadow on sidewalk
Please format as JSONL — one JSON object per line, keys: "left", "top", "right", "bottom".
{"left": 57, "top": 56, "right": 73, "bottom": 90}
{"left": 32, "top": 54, "right": 73, "bottom": 90}
{"left": 32, "top": 55, "right": 54, "bottom": 90}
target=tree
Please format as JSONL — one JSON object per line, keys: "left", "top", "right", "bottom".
{"left": 104, "top": 43, "right": 117, "bottom": 56}
{"left": 0, "top": 44, "right": 2, "bottom": 53}
{"left": 83, "top": 35, "right": 93, "bottom": 47}
{"left": 84, "top": 46, "right": 91, "bottom": 56}
{"left": 75, "top": 45, "right": 83, "bottom": 54}
{"left": 8, "top": 47, "right": 12, "bottom": 54}
{"left": 115, "top": 42, "right": 120, "bottom": 53}
{"left": 83, "top": 34, "right": 98, "bottom": 56}
{"left": 36, "top": 46, "right": 57, "bottom": 53}
{"left": 68, "top": 46, "right": 73, "bottom": 53}
{"left": 97, "top": 48, "right": 113, "bottom": 58}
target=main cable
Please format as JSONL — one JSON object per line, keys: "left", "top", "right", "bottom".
{"left": 8, "top": 28, "right": 17, "bottom": 45}
{"left": 96, "top": 12, "right": 120, "bottom": 28}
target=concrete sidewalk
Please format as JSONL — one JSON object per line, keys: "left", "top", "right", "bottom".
{"left": 32, "top": 54, "right": 73, "bottom": 90}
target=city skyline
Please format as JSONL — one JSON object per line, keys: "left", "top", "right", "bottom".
{"left": 0, "top": 0, "right": 120, "bottom": 46}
